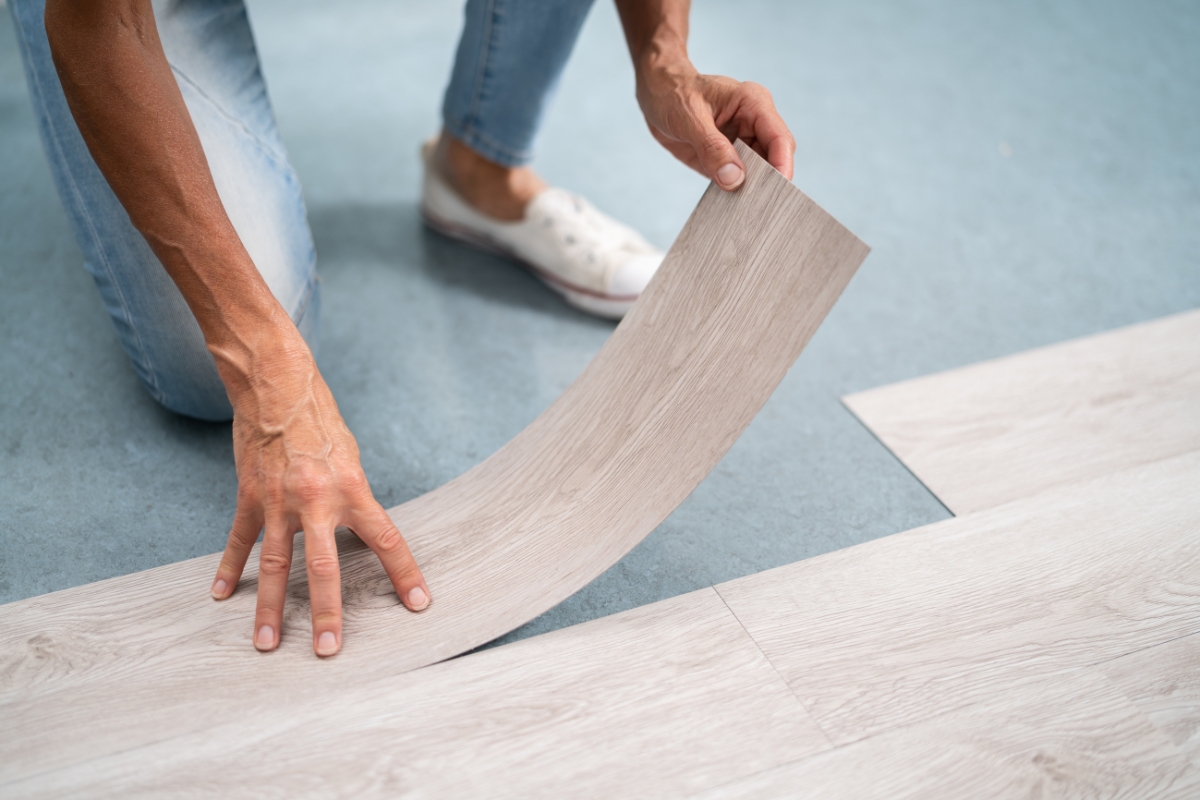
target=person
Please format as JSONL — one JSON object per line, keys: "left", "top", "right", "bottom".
{"left": 10, "top": 0, "right": 795, "bottom": 657}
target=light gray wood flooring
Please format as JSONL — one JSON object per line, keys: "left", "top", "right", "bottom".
{"left": 715, "top": 451, "right": 1200, "bottom": 746}
{"left": 8, "top": 435, "right": 1197, "bottom": 797}
{"left": 842, "top": 309, "right": 1200, "bottom": 514}
{"left": 694, "top": 670, "right": 1200, "bottom": 800}
{"left": 0, "top": 141, "right": 868, "bottom": 780}
{"left": 4, "top": 216, "right": 1197, "bottom": 793}
{"left": 1103, "top": 633, "right": 1200, "bottom": 768}
{"left": 5, "top": 590, "right": 834, "bottom": 798}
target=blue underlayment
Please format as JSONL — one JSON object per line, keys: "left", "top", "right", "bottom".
{"left": 1, "top": 0, "right": 1197, "bottom": 647}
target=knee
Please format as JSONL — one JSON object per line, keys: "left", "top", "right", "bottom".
{"left": 144, "top": 374, "right": 233, "bottom": 423}
{"left": 132, "top": 341, "right": 234, "bottom": 423}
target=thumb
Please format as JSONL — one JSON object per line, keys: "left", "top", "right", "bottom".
{"left": 690, "top": 119, "right": 745, "bottom": 191}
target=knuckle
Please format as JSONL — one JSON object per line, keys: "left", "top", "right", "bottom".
{"left": 392, "top": 554, "right": 422, "bottom": 582}
{"left": 289, "top": 466, "right": 333, "bottom": 504}
{"left": 373, "top": 525, "right": 406, "bottom": 555}
{"left": 744, "top": 81, "right": 769, "bottom": 97}
{"left": 312, "top": 610, "right": 341, "bottom": 628}
{"left": 307, "top": 553, "right": 340, "bottom": 579}
{"left": 258, "top": 552, "right": 292, "bottom": 577}
{"left": 703, "top": 133, "right": 731, "bottom": 157}
{"left": 256, "top": 596, "right": 283, "bottom": 617}
{"left": 227, "top": 524, "right": 259, "bottom": 550}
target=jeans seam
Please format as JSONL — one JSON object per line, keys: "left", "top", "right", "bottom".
{"left": 463, "top": 0, "right": 499, "bottom": 139}
{"left": 13, "top": 13, "right": 165, "bottom": 402}
{"left": 169, "top": 63, "right": 294, "bottom": 177}
{"left": 452, "top": 0, "right": 528, "bottom": 165}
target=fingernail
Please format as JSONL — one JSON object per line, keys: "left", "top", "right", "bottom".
{"left": 716, "top": 163, "right": 745, "bottom": 189}
{"left": 255, "top": 625, "right": 275, "bottom": 650}
{"left": 408, "top": 586, "right": 429, "bottom": 610}
{"left": 316, "top": 631, "right": 338, "bottom": 656}
{"left": 211, "top": 579, "right": 228, "bottom": 599}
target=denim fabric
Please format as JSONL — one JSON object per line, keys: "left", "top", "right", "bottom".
{"left": 442, "top": 0, "right": 597, "bottom": 167}
{"left": 9, "top": 0, "right": 319, "bottom": 421}
{"left": 9, "top": 0, "right": 590, "bottom": 419}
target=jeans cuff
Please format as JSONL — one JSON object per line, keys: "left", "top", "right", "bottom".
{"left": 441, "top": 118, "right": 532, "bottom": 168}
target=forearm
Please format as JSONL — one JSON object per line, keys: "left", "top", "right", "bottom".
{"left": 612, "top": 0, "right": 794, "bottom": 185}
{"left": 613, "top": 0, "right": 690, "bottom": 72}
{"left": 44, "top": 0, "right": 300, "bottom": 395}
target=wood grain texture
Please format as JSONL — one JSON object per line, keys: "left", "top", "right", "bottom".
{"left": 842, "top": 309, "right": 1200, "bottom": 514}
{"left": 693, "top": 669, "right": 1200, "bottom": 800}
{"left": 0, "top": 141, "right": 868, "bottom": 781}
{"left": 715, "top": 449, "right": 1200, "bottom": 746}
{"left": 6, "top": 589, "right": 832, "bottom": 799}
{"left": 1103, "top": 634, "right": 1200, "bottom": 768}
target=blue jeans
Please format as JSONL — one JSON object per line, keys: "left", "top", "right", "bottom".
{"left": 9, "top": 0, "right": 596, "bottom": 420}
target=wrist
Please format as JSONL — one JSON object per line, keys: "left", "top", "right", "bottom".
{"left": 208, "top": 307, "right": 314, "bottom": 408}
{"left": 633, "top": 36, "right": 691, "bottom": 83}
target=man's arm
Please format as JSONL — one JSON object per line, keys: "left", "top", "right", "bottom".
{"left": 613, "top": 0, "right": 795, "bottom": 190}
{"left": 44, "top": 0, "right": 430, "bottom": 657}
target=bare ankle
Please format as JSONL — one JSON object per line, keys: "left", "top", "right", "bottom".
{"left": 434, "top": 132, "right": 546, "bottom": 222}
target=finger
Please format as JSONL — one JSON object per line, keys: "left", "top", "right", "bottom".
{"left": 302, "top": 517, "right": 343, "bottom": 657}
{"left": 351, "top": 502, "right": 431, "bottom": 613}
{"left": 752, "top": 106, "right": 795, "bottom": 181}
{"left": 212, "top": 500, "right": 263, "bottom": 600}
{"left": 253, "top": 522, "right": 294, "bottom": 652}
{"left": 739, "top": 83, "right": 795, "bottom": 180}
{"left": 649, "top": 125, "right": 704, "bottom": 175}
{"left": 682, "top": 101, "right": 746, "bottom": 191}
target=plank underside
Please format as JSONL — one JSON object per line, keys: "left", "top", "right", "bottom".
{"left": 0, "top": 142, "right": 869, "bottom": 782}
{"left": 842, "top": 308, "right": 1200, "bottom": 514}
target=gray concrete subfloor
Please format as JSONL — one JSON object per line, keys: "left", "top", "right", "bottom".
{"left": 1, "top": 0, "right": 1197, "bottom": 648}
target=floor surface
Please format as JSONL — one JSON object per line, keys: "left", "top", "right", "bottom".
{"left": 1, "top": 0, "right": 1198, "bottom": 645}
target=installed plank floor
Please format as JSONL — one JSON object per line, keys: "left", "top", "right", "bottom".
{"left": 10, "top": 456, "right": 1197, "bottom": 796}
{"left": 0, "top": 142, "right": 867, "bottom": 780}
{"left": 1103, "top": 633, "right": 1200, "bottom": 769}
{"left": 842, "top": 309, "right": 1200, "bottom": 514}
{"left": 693, "top": 669, "right": 1200, "bottom": 799}
{"left": 5, "top": 589, "right": 832, "bottom": 798}
{"left": 715, "top": 450, "right": 1200, "bottom": 746}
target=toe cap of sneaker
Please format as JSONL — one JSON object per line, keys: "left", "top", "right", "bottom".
{"left": 609, "top": 253, "right": 663, "bottom": 298}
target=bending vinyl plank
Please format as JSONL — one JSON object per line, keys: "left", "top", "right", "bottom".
{"left": 715, "top": 450, "right": 1200, "bottom": 746}
{"left": 842, "top": 309, "right": 1200, "bottom": 514}
{"left": 6, "top": 589, "right": 833, "bottom": 798}
{"left": 0, "top": 142, "right": 868, "bottom": 781}
{"left": 693, "top": 669, "right": 1200, "bottom": 800}
{"left": 1102, "top": 633, "right": 1200, "bottom": 768}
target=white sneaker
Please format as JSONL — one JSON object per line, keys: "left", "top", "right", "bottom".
{"left": 419, "top": 142, "right": 663, "bottom": 319}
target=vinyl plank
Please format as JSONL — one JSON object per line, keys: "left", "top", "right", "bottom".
{"left": 692, "top": 669, "right": 1200, "bottom": 800}
{"left": 1102, "top": 633, "right": 1200, "bottom": 768}
{"left": 0, "top": 142, "right": 868, "bottom": 781}
{"left": 842, "top": 309, "right": 1200, "bottom": 514}
{"left": 6, "top": 589, "right": 832, "bottom": 799}
{"left": 715, "top": 450, "right": 1200, "bottom": 746}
